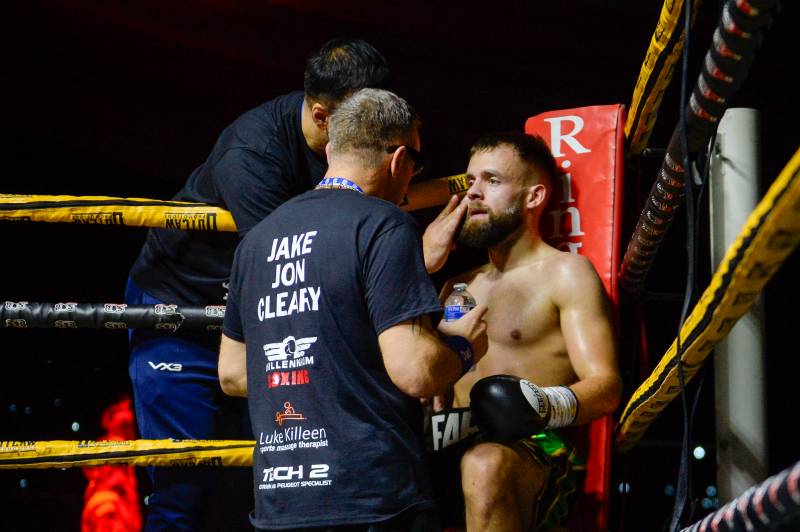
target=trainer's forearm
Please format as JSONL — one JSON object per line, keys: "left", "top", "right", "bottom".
{"left": 381, "top": 329, "right": 464, "bottom": 398}
{"left": 218, "top": 334, "right": 248, "bottom": 397}
{"left": 402, "top": 176, "right": 456, "bottom": 212}
{"left": 219, "top": 372, "right": 248, "bottom": 397}
{"left": 412, "top": 336, "right": 467, "bottom": 397}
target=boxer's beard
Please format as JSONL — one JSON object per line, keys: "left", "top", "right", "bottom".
{"left": 458, "top": 199, "right": 524, "bottom": 250}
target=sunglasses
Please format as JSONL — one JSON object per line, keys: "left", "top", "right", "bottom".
{"left": 386, "top": 145, "right": 426, "bottom": 176}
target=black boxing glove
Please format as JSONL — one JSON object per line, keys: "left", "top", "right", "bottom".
{"left": 469, "top": 375, "right": 579, "bottom": 445}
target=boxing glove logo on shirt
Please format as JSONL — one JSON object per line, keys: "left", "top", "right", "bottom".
{"left": 263, "top": 335, "right": 318, "bottom": 362}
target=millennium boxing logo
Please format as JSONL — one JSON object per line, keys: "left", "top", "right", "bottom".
{"left": 263, "top": 336, "right": 316, "bottom": 381}
{"left": 264, "top": 336, "right": 317, "bottom": 362}
{"left": 267, "top": 369, "right": 311, "bottom": 388}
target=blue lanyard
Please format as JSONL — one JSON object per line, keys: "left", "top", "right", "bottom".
{"left": 316, "top": 177, "right": 364, "bottom": 194}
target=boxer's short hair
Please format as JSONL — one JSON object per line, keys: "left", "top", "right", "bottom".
{"left": 470, "top": 131, "right": 558, "bottom": 186}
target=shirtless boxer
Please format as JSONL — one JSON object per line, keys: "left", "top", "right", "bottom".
{"left": 436, "top": 131, "right": 622, "bottom": 531}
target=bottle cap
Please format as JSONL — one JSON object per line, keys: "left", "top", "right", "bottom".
{"left": 453, "top": 283, "right": 468, "bottom": 290}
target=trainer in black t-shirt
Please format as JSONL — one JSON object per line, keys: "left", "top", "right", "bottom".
{"left": 131, "top": 91, "right": 326, "bottom": 308}
{"left": 224, "top": 188, "right": 443, "bottom": 529}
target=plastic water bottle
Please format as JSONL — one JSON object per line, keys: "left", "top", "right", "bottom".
{"left": 444, "top": 283, "right": 476, "bottom": 321}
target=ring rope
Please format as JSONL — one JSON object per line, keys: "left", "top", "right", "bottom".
{"left": 0, "top": 439, "right": 254, "bottom": 469}
{"left": 1, "top": 302, "right": 225, "bottom": 331}
{"left": 616, "top": 147, "right": 800, "bottom": 451}
{"left": 680, "top": 459, "right": 800, "bottom": 531}
{"left": 0, "top": 194, "right": 237, "bottom": 231}
{"left": 619, "top": 0, "right": 778, "bottom": 293}
{"left": 624, "top": 0, "right": 702, "bottom": 155}
{"left": 0, "top": 174, "right": 468, "bottom": 231}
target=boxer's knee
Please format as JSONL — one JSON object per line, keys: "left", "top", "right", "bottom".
{"left": 460, "top": 442, "right": 518, "bottom": 502}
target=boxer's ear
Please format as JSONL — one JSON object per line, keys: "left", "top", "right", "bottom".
{"left": 525, "top": 183, "right": 547, "bottom": 211}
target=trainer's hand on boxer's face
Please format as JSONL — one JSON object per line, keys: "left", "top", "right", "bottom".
{"left": 437, "top": 303, "right": 489, "bottom": 364}
{"left": 422, "top": 195, "right": 467, "bottom": 273}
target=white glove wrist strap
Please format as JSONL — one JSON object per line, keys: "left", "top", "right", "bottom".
{"left": 542, "top": 386, "right": 578, "bottom": 428}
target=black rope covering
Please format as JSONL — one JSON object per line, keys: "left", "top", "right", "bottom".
{"left": 619, "top": 0, "right": 779, "bottom": 293}
{"left": 1, "top": 301, "right": 225, "bottom": 331}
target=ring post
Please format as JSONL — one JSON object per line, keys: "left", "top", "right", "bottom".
{"left": 709, "top": 108, "right": 767, "bottom": 502}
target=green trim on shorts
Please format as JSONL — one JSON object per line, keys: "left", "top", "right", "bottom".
{"left": 519, "top": 430, "right": 584, "bottom": 531}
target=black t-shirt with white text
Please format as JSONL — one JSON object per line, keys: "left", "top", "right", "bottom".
{"left": 130, "top": 91, "right": 326, "bottom": 307}
{"left": 224, "top": 189, "right": 443, "bottom": 529}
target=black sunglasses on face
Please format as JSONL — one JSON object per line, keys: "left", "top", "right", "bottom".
{"left": 386, "top": 145, "right": 426, "bottom": 176}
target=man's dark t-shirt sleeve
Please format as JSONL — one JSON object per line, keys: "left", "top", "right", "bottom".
{"left": 213, "top": 147, "right": 295, "bottom": 236}
{"left": 363, "top": 221, "right": 442, "bottom": 335}
{"left": 222, "top": 247, "right": 245, "bottom": 342}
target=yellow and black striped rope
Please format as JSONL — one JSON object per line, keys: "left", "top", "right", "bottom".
{"left": 0, "top": 175, "right": 469, "bottom": 232}
{"left": 0, "top": 194, "right": 237, "bottom": 232}
{"left": 0, "top": 439, "right": 255, "bottom": 469}
{"left": 624, "top": 0, "right": 702, "bottom": 155}
{"left": 616, "top": 147, "right": 800, "bottom": 451}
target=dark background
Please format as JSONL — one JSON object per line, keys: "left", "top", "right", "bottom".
{"left": 1, "top": 0, "right": 798, "bottom": 530}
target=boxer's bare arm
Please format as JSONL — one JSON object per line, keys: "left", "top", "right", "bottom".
{"left": 550, "top": 253, "right": 621, "bottom": 424}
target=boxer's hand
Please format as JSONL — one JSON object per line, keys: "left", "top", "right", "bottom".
{"left": 437, "top": 303, "right": 488, "bottom": 367}
{"left": 422, "top": 195, "right": 467, "bottom": 273}
{"left": 469, "top": 375, "right": 551, "bottom": 445}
